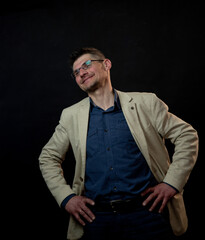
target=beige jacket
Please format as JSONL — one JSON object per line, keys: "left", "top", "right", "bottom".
{"left": 39, "top": 90, "right": 198, "bottom": 239}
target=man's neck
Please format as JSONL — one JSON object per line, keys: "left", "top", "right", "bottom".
{"left": 88, "top": 86, "right": 114, "bottom": 111}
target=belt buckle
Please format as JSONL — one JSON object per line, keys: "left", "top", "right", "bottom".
{"left": 110, "top": 199, "right": 123, "bottom": 213}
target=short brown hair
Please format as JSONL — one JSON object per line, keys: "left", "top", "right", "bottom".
{"left": 69, "top": 47, "right": 106, "bottom": 67}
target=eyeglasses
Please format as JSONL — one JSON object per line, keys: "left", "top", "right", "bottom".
{"left": 71, "top": 59, "right": 104, "bottom": 79}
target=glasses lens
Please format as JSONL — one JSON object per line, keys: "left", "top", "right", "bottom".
{"left": 72, "top": 70, "right": 79, "bottom": 78}
{"left": 72, "top": 60, "right": 92, "bottom": 78}
{"left": 82, "top": 60, "right": 92, "bottom": 70}
{"left": 71, "top": 72, "right": 75, "bottom": 79}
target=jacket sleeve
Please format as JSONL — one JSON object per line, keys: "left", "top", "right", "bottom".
{"left": 39, "top": 112, "right": 75, "bottom": 206}
{"left": 151, "top": 94, "right": 199, "bottom": 192}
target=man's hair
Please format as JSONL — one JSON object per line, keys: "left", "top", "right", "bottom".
{"left": 69, "top": 47, "right": 106, "bottom": 67}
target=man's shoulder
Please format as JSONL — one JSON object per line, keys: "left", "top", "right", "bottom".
{"left": 62, "top": 97, "right": 89, "bottom": 115}
{"left": 126, "top": 91, "right": 155, "bottom": 97}
{"left": 117, "top": 90, "right": 157, "bottom": 102}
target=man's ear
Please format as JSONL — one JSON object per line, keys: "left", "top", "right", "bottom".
{"left": 104, "top": 59, "right": 112, "bottom": 70}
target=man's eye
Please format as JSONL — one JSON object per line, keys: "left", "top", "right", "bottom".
{"left": 85, "top": 60, "right": 92, "bottom": 66}
{"left": 74, "top": 70, "right": 79, "bottom": 76}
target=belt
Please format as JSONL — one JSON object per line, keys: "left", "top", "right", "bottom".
{"left": 91, "top": 197, "right": 144, "bottom": 214}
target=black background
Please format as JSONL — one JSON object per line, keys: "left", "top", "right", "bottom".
{"left": 1, "top": 1, "right": 204, "bottom": 239}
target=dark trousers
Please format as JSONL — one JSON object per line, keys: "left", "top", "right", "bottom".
{"left": 81, "top": 206, "right": 174, "bottom": 240}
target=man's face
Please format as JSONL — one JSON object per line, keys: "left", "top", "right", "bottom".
{"left": 72, "top": 54, "right": 107, "bottom": 93}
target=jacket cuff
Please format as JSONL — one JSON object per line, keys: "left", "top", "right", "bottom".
{"left": 61, "top": 193, "right": 76, "bottom": 208}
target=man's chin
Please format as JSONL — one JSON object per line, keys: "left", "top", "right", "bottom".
{"left": 83, "top": 83, "right": 100, "bottom": 94}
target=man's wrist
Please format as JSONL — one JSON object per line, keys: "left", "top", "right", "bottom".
{"left": 61, "top": 194, "right": 76, "bottom": 209}
{"left": 162, "top": 182, "right": 179, "bottom": 193}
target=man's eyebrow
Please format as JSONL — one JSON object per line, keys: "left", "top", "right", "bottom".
{"left": 74, "top": 60, "right": 90, "bottom": 72}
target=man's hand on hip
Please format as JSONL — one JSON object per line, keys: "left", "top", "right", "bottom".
{"left": 141, "top": 183, "right": 178, "bottom": 213}
{"left": 65, "top": 196, "right": 95, "bottom": 226}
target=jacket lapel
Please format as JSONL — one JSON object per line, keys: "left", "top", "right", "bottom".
{"left": 77, "top": 98, "right": 90, "bottom": 168}
{"left": 117, "top": 90, "right": 151, "bottom": 167}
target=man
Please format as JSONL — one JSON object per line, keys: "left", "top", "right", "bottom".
{"left": 39, "top": 47, "right": 198, "bottom": 240}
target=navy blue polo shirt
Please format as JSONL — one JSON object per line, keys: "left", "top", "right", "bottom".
{"left": 84, "top": 91, "right": 157, "bottom": 202}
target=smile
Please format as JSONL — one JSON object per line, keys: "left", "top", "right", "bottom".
{"left": 81, "top": 74, "right": 94, "bottom": 84}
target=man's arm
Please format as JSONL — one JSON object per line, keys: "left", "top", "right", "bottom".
{"left": 152, "top": 94, "right": 199, "bottom": 191}
{"left": 142, "top": 94, "right": 199, "bottom": 212}
{"left": 39, "top": 115, "right": 75, "bottom": 206}
{"left": 39, "top": 109, "right": 95, "bottom": 225}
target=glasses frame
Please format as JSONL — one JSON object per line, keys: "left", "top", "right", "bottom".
{"left": 71, "top": 59, "right": 104, "bottom": 79}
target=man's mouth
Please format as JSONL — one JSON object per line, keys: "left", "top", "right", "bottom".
{"left": 81, "top": 74, "right": 94, "bottom": 84}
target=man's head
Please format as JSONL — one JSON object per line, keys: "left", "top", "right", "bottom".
{"left": 69, "top": 47, "right": 106, "bottom": 67}
{"left": 70, "top": 47, "right": 112, "bottom": 93}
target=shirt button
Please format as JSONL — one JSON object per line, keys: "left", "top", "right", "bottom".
{"left": 104, "top": 129, "right": 108, "bottom": 132}
{"left": 110, "top": 167, "right": 113, "bottom": 171}
{"left": 107, "top": 147, "right": 110, "bottom": 151}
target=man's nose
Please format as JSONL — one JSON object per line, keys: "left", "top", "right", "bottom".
{"left": 79, "top": 68, "right": 88, "bottom": 76}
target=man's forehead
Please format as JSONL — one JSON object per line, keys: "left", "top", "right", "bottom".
{"left": 73, "top": 54, "right": 92, "bottom": 70}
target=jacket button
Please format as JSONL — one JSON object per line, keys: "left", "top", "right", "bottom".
{"left": 131, "top": 106, "right": 134, "bottom": 110}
